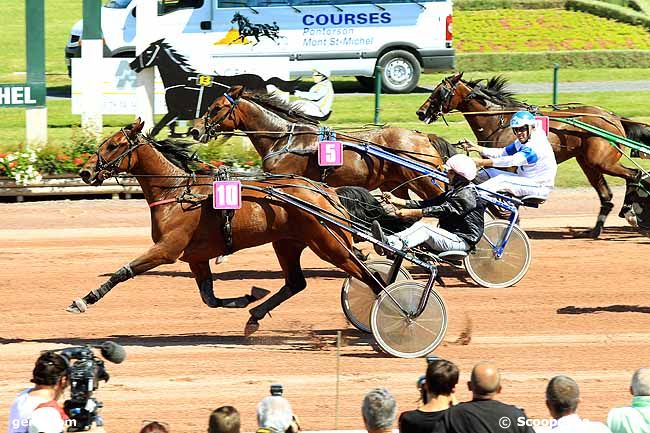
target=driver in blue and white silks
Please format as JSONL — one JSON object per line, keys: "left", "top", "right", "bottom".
{"left": 465, "top": 111, "right": 558, "bottom": 199}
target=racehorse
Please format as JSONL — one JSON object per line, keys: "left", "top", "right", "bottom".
{"left": 416, "top": 72, "right": 650, "bottom": 238}
{"left": 230, "top": 12, "right": 283, "bottom": 45}
{"left": 129, "top": 39, "right": 300, "bottom": 136}
{"left": 69, "top": 119, "right": 405, "bottom": 334}
{"left": 189, "top": 85, "right": 459, "bottom": 201}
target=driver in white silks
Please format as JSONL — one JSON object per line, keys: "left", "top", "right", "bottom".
{"left": 291, "top": 67, "right": 334, "bottom": 118}
{"left": 464, "top": 110, "right": 558, "bottom": 199}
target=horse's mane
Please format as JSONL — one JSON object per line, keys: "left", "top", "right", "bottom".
{"left": 427, "top": 134, "right": 457, "bottom": 161}
{"left": 156, "top": 40, "right": 196, "bottom": 73}
{"left": 129, "top": 127, "right": 197, "bottom": 173}
{"left": 243, "top": 90, "right": 321, "bottom": 125}
{"left": 463, "top": 75, "right": 529, "bottom": 109}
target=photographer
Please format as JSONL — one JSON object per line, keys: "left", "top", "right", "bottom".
{"left": 399, "top": 359, "right": 459, "bottom": 433}
{"left": 8, "top": 351, "right": 69, "bottom": 433}
{"left": 256, "top": 395, "right": 300, "bottom": 433}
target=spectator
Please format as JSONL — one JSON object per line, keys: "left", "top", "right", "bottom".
{"left": 540, "top": 375, "right": 611, "bottom": 433}
{"left": 362, "top": 388, "right": 397, "bottom": 433}
{"left": 8, "top": 351, "right": 69, "bottom": 433}
{"left": 399, "top": 359, "right": 459, "bottom": 433}
{"left": 608, "top": 368, "right": 650, "bottom": 433}
{"left": 440, "top": 361, "right": 534, "bottom": 433}
{"left": 256, "top": 396, "right": 299, "bottom": 433}
{"left": 209, "top": 406, "right": 241, "bottom": 433}
{"left": 140, "top": 421, "right": 170, "bottom": 433}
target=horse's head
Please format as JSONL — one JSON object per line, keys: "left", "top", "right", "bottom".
{"left": 129, "top": 39, "right": 165, "bottom": 73}
{"left": 416, "top": 72, "right": 470, "bottom": 123}
{"left": 190, "top": 86, "right": 244, "bottom": 143}
{"left": 79, "top": 118, "right": 145, "bottom": 186}
{"left": 231, "top": 12, "right": 242, "bottom": 24}
{"left": 622, "top": 173, "right": 650, "bottom": 236}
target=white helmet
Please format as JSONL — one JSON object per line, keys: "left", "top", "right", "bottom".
{"left": 312, "top": 66, "right": 331, "bottom": 78}
{"left": 445, "top": 154, "right": 477, "bottom": 181}
{"left": 509, "top": 111, "right": 536, "bottom": 128}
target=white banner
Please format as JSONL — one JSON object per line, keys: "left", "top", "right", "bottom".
{"left": 71, "top": 57, "right": 290, "bottom": 115}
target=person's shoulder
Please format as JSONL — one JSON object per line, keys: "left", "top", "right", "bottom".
{"left": 29, "top": 406, "right": 65, "bottom": 433}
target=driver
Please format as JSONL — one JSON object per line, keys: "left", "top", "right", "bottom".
{"left": 464, "top": 110, "right": 557, "bottom": 199}
{"left": 372, "top": 154, "right": 485, "bottom": 255}
{"left": 291, "top": 67, "right": 334, "bottom": 118}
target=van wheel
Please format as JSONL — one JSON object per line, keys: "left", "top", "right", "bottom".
{"left": 377, "top": 49, "right": 421, "bottom": 94}
{"left": 355, "top": 76, "right": 375, "bottom": 91}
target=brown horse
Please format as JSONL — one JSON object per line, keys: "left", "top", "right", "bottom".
{"left": 416, "top": 73, "right": 650, "bottom": 238}
{"left": 69, "top": 118, "right": 391, "bottom": 334}
{"left": 189, "top": 85, "right": 458, "bottom": 200}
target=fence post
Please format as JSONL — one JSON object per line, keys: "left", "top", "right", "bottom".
{"left": 374, "top": 66, "right": 382, "bottom": 125}
{"left": 552, "top": 64, "right": 559, "bottom": 105}
{"left": 25, "top": 0, "right": 47, "bottom": 148}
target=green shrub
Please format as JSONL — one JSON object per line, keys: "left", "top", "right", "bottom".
{"left": 455, "top": 9, "right": 650, "bottom": 52}
{"left": 565, "top": 0, "right": 650, "bottom": 29}
{"left": 633, "top": 0, "right": 650, "bottom": 14}
{"left": 455, "top": 0, "right": 566, "bottom": 10}
{"left": 457, "top": 49, "right": 650, "bottom": 70}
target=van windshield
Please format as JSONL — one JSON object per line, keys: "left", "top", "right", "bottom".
{"left": 104, "top": 0, "right": 132, "bottom": 8}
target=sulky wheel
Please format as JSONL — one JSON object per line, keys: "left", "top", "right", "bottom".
{"left": 341, "top": 259, "right": 412, "bottom": 333}
{"left": 370, "top": 280, "right": 448, "bottom": 358}
{"left": 464, "top": 220, "right": 531, "bottom": 289}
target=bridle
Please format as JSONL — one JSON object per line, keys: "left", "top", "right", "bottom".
{"left": 202, "top": 92, "right": 239, "bottom": 139}
{"left": 93, "top": 128, "right": 143, "bottom": 177}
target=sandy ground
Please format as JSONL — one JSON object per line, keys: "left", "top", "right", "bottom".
{"left": 1, "top": 187, "right": 649, "bottom": 433}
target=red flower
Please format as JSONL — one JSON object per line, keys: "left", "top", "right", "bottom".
{"left": 210, "top": 160, "right": 224, "bottom": 167}
{"left": 0, "top": 153, "right": 7, "bottom": 159}
{"left": 73, "top": 158, "right": 84, "bottom": 166}
{"left": 245, "top": 160, "right": 255, "bottom": 166}
{"left": 56, "top": 154, "right": 70, "bottom": 162}
{"left": 80, "top": 152, "right": 91, "bottom": 158}
{"left": 9, "top": 161, "right": 17, "bottom": 169}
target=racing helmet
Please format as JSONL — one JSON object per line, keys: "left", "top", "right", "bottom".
{"left": 445, "top": 154, "right": 477, "bottom": 181}
{"left": 312, "top": 66, "right": 331, "bottom": 78}
{"left": 509, "top": 111, "right": 536, "bottom": 129}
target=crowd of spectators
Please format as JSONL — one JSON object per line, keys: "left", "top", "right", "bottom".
{"left": 7, "top": 351, "right": 650, "bottom": 433}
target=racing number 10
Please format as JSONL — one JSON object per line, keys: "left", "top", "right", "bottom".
{"left": 213, "top": 181, "right": 242, "bottom": 209}
{"left": 318, "top": 141, "right": 343, "bottom": 166}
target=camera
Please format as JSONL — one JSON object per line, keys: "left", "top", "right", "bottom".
{"left": 270, "top": 383, "right": 283, "bottom": 396}
{"left": 54, "top": 342, "right": 125, "bottom": 431}
{"left": 417, "top": 355, "right": 440, "bottom": 404}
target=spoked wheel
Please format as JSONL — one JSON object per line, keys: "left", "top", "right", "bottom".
{"left": 464, "top": 220, "right": 531, "bottom": 288}
{"left": 370, "top": 281, "right": 448, "bottom": 358}
{"left": 341, "top": 259, "right": 412, "bottom": 333}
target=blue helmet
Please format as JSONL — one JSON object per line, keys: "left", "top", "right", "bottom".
{"left": 509, "top": 111, "right": 536, "bottom": 129}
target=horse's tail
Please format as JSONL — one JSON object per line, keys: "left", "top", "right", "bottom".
{"left": 335, "top": 186, "right": 416, "bottom": 234}
{"left": 621, "top": 118, "right": 650, "bottom": 149}
{"left": 265, "top": 77, "right": 301, "bottom": 93}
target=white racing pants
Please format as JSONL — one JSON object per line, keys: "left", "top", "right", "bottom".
{"left": 386, "top": 222, "right": 470, "bottom": 253}
{"left": 478, "top": 168, "right": 552, "bottom": 198}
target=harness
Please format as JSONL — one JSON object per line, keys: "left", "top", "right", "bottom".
{"left": 214, "top": 166, "right": 236, "bottom": 255}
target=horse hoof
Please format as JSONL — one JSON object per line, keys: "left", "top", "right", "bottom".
{"left": 215, "top": 255, "right": 229, "bottom": 264}
{"left": 66, "top": 298, "right": 87, "bottom": 314}
{"left": 244, "top": 317, "right": 260, "bottom": 336}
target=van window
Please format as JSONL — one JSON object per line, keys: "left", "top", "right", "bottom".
{"left": 159, "top": 0, "right": 204, "bottom": 15}
{"left": 217, "top": 0, "right": 442, "bottom": 7}
{"left": 104, "top": 0, "right": 132, "bottom": 8}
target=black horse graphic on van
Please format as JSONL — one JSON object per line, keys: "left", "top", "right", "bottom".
{"left": 129, "top": 39, "right": 300, "bottom": 136}
{"left": 230, "top": 13, "right": 283, "bottom": 45}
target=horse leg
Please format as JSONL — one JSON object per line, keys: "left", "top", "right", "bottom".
{"left": 189, "top": 261, "right": 270, "bottom": 309}
{"left": 150, "top": 112, "right": 177, "bottom": 137}
{"left": 575, "top": 156, "right": 614, "bottom": 238}
{"left": 245, "top": 240, "right": 307, "bottom": 335}
{"left": 66, "top": 242, "right": 185, "bottom": 313}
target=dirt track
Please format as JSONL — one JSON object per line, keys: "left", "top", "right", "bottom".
{"left": 1, "top": 188, "right": 649, "bottom": 433}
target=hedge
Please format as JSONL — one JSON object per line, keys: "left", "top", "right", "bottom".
{"left": 632, "top": 0, "right": 650, "bottom": 14}
{"left": 455, "top": 0, "right": 567, "bottom": 10}
{"left": 565, "top": 0, "right": 650, "bottom": 29}
{"left": 456, "top": 49, "right": 650, "bottom": 71}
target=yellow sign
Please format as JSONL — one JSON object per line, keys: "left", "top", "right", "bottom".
{"left": 197, "top": 75, "right": 213, "bottom": 87}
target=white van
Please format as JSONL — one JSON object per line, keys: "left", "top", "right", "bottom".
{"left": 65, "top": 0, "right": 454, "bottom": 93}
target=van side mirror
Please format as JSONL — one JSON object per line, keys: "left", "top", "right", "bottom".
{"left": 131, "top": 7, "right": 136, "bottom": 17}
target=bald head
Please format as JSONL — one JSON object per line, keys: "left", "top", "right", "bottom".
{"left": 470, "top": 362, "right": 501, "bottom": 399}
{"left": 546, "top": 375, "right": 580, "bottom": 418}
